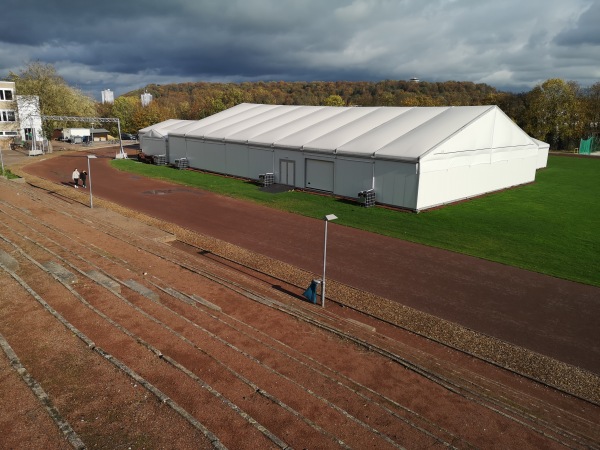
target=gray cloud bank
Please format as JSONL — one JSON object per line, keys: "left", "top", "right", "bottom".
{"left": 1, "top": 0, "right": 598, "bottom": 99}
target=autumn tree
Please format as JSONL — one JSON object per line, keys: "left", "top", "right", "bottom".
{"left": 130, "top": 102, "right": 164, "bottom": 132}
{"left": 580, "top": 82, "right": 600, "bottom": 139}
{"left": 524, "top": 78, "right": 584, "bottom": 149}
{"left": 322, "top": 94, "right": 345, "bottom": 106}
{"left": 249, "top": 86, "right": 276, "bottom": 104}
{"left": 7, "top": 62, "right": 96, "bottom": 138}
{"left": 106, "top": 96, "right": 140, "bottom": 135}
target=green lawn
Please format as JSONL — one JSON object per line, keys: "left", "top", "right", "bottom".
{"left": 111, "top": 156, "right": 600, "bottom": 287}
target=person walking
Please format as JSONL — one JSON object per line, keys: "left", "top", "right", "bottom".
{"left": 80, "top": 170, "right": 87, "bottom": 188}
{"left": 72, "top": 168, "right": 80, "bottom": 188}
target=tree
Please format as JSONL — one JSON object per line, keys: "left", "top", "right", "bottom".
{"left": 496, "top": 92, "right": 527, "bottom": 125}
{"left": 524, "top": 78, "right": 584, "bottom": 149}
{"left": 375, "top": 91, "right": 395, "bottom": 106}
{"left": 131, "top": 102, "right": 164, "bottom": 132}
{"left": 249, "top": 87, "right": 276, "bottom": 105}
{"left": 110, "top": 96, "right": 139, "bottom": 134}
{"left": 322, "top": 94, "right": 345, "bottom": 106}
{"left": 220, "top": 86, "right": 249, "bottom": 108}
{"left": 580, "top": 82, "right": 600, "bottom": 139}
{"left": 7, "top": 62, "right": 96, "bottom": 138}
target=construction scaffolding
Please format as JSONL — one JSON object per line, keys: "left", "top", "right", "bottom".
{"left": 41, "top": 115, "right": 126, "bottom": 159}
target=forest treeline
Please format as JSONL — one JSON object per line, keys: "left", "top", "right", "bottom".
{"left": 114, "top": 78, "right": 600, "bottom": 150}
{"left": 8, "top": 63, "right": 600, "bottom": 151}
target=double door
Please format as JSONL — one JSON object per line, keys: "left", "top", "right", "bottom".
{"left": 279, "top": 159, "right": 295, "bottom": 186}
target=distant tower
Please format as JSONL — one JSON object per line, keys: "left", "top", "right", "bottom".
{"left": 141, "top": 91, "right": 153, "bottom": 107}
{"left": 101, "top": 89, "right": 114, "bottom": 104}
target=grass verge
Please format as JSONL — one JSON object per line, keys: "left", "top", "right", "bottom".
{"left": 111, "top": 156, "right": 600, "bottom": 287}
{"left": 1, "top": 168, "right": 19, "bottom": 179}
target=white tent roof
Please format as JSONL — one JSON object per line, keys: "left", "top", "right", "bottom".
{"left": 139, "top": 119, "right": 187, "bottom": 134}
{"left": 142, "top": 103, "right": 543, "bottom": 162}
{"left": 531, "top": 137, "right": 550, "bottom": 150}
{"left": 142, "top": 128, "right": 169, "bottom": 139}
{"left": 171, "top": 102, "right": 266, "bottom": 136}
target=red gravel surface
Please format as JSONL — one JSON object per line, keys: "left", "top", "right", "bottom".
{"left": 0, "top": 146, "right": 597, "bottom": 449}
{"left": 24, "top": 147, "right": 600, "bottom": 375}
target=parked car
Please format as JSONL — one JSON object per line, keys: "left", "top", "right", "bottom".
{"left": 120, "top": 132, "right": 137, "bottom": 141}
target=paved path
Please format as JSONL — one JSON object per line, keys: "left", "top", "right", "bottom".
{"left": 23, "top": 148, "right": 600, "bottom": 375}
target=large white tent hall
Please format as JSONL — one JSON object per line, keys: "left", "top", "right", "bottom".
{"left": 138, "top": 103, "right": 549, "bottom": 211}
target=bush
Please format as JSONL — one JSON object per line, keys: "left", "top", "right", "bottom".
{"left": 1, "top": 168, "right": 19, "bottom": 179}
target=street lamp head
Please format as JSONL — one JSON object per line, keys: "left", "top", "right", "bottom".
{"left": 324, "top": 214, "right": 338, "bottom": 222}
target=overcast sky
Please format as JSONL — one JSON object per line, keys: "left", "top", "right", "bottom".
{"left": 2, "top": 0, "right": 598, "bottom": 100}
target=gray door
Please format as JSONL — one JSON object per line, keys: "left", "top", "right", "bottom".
{"left": 305, "top": 159, "right": 334, "bottom": 192}
{"left": 279, "top": 159, "right": 295, "bottom": 186}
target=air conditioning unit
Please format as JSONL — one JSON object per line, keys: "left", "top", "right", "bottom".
{"left": 152, "top": 154, "right": 167, "bottom": 165}
{"left": 259, "top": 172, "right": 274, "bottom": 187}
{"left": 358, "top": 189, "right": 375, "bottom": 207}
{"left": 174, "top": 158, "right": 189, "bottom": 169}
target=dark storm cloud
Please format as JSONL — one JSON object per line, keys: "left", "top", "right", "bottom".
{"left": 1, "top": 0, "right": 597, "bottom": 99}
{"left": 554, "top": 2, "right": 600, "bottom": 45}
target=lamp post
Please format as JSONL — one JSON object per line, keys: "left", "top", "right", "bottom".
{"left": 321, "top": 214, "right": 338, "bottom": 308}
{"left": 87, "top": 155, "right": 97, "bottom": 208}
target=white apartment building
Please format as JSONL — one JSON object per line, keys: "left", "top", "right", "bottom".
{"left": 0, "top": 81, "right": 19, "bottom": 146}
{"left": 0, "top": 81, "right": 43, "bottom": 152}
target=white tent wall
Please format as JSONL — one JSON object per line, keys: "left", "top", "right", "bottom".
{"left": 374, "top": 160, "right": 419, "bottom": 209}
{"left": 533, "top": 138, "right": 550, "bottom": 168}
{"left": 225, "top": 142, "right": 251, "bottom": 177}
{"left": 417, "top": 147, "right": 538, "bottom": 211}
{"left": 414, "top": 106, "right": 541, "bottom": 210}
{"left": 273, "top": 149, "right": 306, "bottom": 185}
{"left": 140, "top": 137, "right": 167, "bottom": 157}
{"left": 335, "top": 158, "right": 374, "bottom": 198}
{"left": 248, "top": 146, "right": 275, "bottom": 178}
{"left": 139, "top": 120, "right": 196, "bottom": 158}
{"left": 537, "top": 146, "right": 549, "bottom": 169}
{"left": 168, "top": 135, "right": 188, "bottom": 162}
{"left": 184, "top": 139, "right": 226, "bottom": 173}
{"left": 168, "top": 136, "right": 275, "bottom": 180}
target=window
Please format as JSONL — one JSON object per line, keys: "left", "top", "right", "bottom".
{"left": 1, "top": 110, "right": 16, "bottom": 121}
{"left": 0, "top": 89, "right": 14, "bottom": 101}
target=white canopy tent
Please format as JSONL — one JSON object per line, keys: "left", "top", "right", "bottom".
{"left": 140, "top": 103, "right": 549, "bottom": 211}
{"left": 532, "top": 138, "right": 550, "bottom": 169}
{"left": 138, "top": 119, "right": 196, "bottom": 157}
